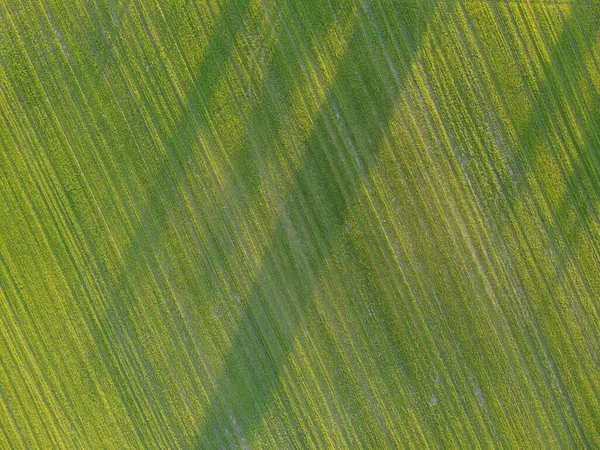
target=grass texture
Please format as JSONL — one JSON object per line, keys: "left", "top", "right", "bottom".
{"left": 0, "top": 0, "right": 599, "bottom": 448}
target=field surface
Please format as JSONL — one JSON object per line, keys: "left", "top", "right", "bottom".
{"left": 1, "top": 0, "right": 600, "bottom": 448}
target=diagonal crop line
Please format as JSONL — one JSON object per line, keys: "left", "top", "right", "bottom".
{"left": 524, "top": 5, "right": 600, "bottom": 252}
{"left": 445, "top": 2, "right": 600, "bottom": 445}
{"left": 77, "top": 0, "right": 274, "bottom": 444}
{"left": 0, "top": 0, "right": 260, "bottom": 446}
{"left": 489, "top": 0, "right": 600, "bottom": 385}
{"left": 191, "top": 1, "right": 439, "bottom": 447}
{"left": 459, "top": 3, "right": 600, "bottom": 445}
{"left": 1, "top": 0, "right": 368, "bottom": 446}
{"left": 497, "top": 2, "right": 600, "bottom": 216}
{"left": 90, "top": 1, "right": 361, "bottom": 446}
{"left": 3, "top": 0, "right": 599, "bottom": 447}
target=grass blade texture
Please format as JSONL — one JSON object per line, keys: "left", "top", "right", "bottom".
{"left": 0, "top": 0, "right": 599, "bottom": 448}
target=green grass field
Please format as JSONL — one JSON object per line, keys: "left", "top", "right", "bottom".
{"left": 1, "top": 0, "right": 599, "bottom": 448}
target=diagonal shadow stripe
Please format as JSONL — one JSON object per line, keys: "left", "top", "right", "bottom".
{"left": 80, "top": 0, "right": 263, "bottom": 444}
{"left": 43, "top": 0, "right": 428, "bottom": 445}
{"left": 523, "top": 5, "right": 600, "bottom": 256}
{"left": 454, "top": 1, "right": 600, "bottom": 314}
{"left": 490, "top": 1, "right": 600, "bottom": 342}
{"left": 0, "top": 0, "right": 383, "bottom": 446}
{"left": 4, "top": 0, "right": 598, "bottom": 447}
{"left": 29, "top": 0, "right": 366, "bottom": 447}
{"left": 74, "top": 0, "right": 286, "bottom": 445}
{"left": 0, "top": 0, "right": 273, "bottom": 446}
{"left": 384, "top": 4, "right": 600, "bottom": 445}
{"left": 190, "top": 1, "right": 439, "bottom": 447}
{"left": 497, "top": 3, "right": 600, "bottom": 216}
{"left": 97, "top": 3, "right": 365, "bottom": 447}
{"left": 452, "top": 3, "right": 600, "bottom": 445}
{"left": 553, "top": 106, "right": 600, "bottom": 249}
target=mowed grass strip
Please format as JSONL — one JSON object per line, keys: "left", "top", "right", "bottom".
{"left": 0, "top": 0, "right": 599, "bottom": 448}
